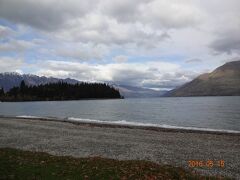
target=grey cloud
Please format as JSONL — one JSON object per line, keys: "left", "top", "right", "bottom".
{"left": 139, "top": 0, "right": 202, "bottom": 29}
{"left": 185, "top": 58, "right": 203, "bottom": 63}
{"left": 0, "top": 0, "right": 201, "bottom": 31}
{"left": 100, "top": 0, "right": 148, "bottom": 23}
{"left": 1, "top": 0, "right": 240, "bottom": 76}
{"left": 110, "top": 69, "right": 153, "bottom": 87}
{"left": 0, "top": 0, "right": 202, "bottom": 51}
{"left": 57, "top": 15, "right": 170, "bottom": 47}
{"left": 101, "top": 0, "right": 201, "bottom": 29}
{"left": 0, "top": 39, "right": 35, "bottom": 52}
{"left": 226, "top": 57, "right": 240, "bottom": 62}
{"left": 0, "top": 0, "right": 204, "bottom": 50}
{"left": 142, "top": 80, "right": 184, "bottom": 89}
{"left": 204, "top": 1, "right": 240, "bottom": 55}
{"left": 210, "top": 34, "right": 240, "bottom": 54}
{"left": 0, "top": 0, "right": 95, "bottom": 31}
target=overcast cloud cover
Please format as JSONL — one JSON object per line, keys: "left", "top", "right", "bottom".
{"left": 0, "top": 0, "right": 239, "bottom": 89}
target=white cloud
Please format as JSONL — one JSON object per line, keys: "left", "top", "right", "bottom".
{"left": 55, "top": 43, "right": 109, "bottom": 61}
{"left": 185, "top": 58, "right": 203, "bottom": 63}
{"left": 113, "top": 55, "right": 128, "bottom": 63}
{"left": 35, "top": 60, "right": 198, "bottom": 89}
{"left": 0, "top": 56, "right": 24, "bottom": 72}
{"left": 0, "top": 39, "right": 35, "bottom": 52}
{"left": 0, "top": 25, "right": 14, "bottom": 39}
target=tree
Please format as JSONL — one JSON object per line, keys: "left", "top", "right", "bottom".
{"left": 20, "top": 80, "right": 27, "bottom": 95}
{"left": 0, "top": 87, "right": 4, "bottom": 96}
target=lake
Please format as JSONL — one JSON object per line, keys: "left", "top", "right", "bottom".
{"left": 0, "top": 96, "right": 240, "bottom": 132}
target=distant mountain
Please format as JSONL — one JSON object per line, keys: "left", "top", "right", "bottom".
{"left": 0, "top": 72, "right": 79, "bottom": 92}
{"left": 165, "top": 61, "right": 240, "bottom": 97}
{"left": 0, "top": 72, "right": 166, "bottom": 98}
{"left": 113, "top": 84, "right": 167, "bottom": 98}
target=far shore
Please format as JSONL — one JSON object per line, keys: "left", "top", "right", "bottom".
{"left": 0, "top": 117, "right": 239, "bottom": 178}
{"left": 0, "top": 97, "right": 124, "bottom": 102}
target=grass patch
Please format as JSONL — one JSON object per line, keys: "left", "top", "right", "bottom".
{"left": 0, "top": 148, "right": 229, "bottom": 180}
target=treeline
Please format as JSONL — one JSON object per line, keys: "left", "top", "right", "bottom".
{"left": 0, "top": 81, "right": 123, "bottom": 101}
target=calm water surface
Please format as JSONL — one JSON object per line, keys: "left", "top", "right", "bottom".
{"left": 0, "top": 97, "right": 240, "bottom": 131}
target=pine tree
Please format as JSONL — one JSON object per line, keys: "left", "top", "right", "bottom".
{"left": 0, "top": 87, "right": 4, "bottom": 97}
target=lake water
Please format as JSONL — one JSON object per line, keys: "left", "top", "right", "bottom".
{"left": 0, "top": 96, "right": 240, "bottom": 132}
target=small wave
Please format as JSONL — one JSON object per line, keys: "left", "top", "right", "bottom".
{"left": 17, "top": 115, "right": 42, "bottom": 119}
{"left": 16, "top": 115, "right": 58, "bottom": 120}
{"left": 68, "top": 117, "right": 161, "bottom": 127}
{"left": 14, "top": 115, "right": 240, "bottom": 134}
{"left": 67, "top": 117, "right": 240, "bottom": 134}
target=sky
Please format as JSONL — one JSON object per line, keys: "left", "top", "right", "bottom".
{"left": 0, "top": 0, "right": 239, "bottom": 90}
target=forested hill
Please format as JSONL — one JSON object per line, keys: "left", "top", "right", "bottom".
{"left": 0, "top": 81, "right": 122, "bottom": 101}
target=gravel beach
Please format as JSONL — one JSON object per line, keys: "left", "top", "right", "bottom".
{"left": 0, "top": 117, "right": 239, "bottom": 179}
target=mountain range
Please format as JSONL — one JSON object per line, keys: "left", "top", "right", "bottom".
{"left": 0, "top": 72, "right": 165, "bottom": 98}
{"left": 1, "top": 60, "right": 239, "bottom": 98}
{"left": 0, "top": 72, "right": 79, "bottom": 92}
{"left": 165, "top": 61, "right": 240, "bottom": 96}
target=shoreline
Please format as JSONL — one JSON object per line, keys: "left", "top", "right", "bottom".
{"left": 0, "top": 117, "right": 239, "bottom": 178}
{"left": 0, "top": 115, "right": 239, "bottom": 136}
{"left": 0, "top": 97, "right": 124, "bottom": 102}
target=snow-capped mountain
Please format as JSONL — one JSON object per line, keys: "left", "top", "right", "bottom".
{"left": 0, "top": 72, "right": 79, "bottom": 91}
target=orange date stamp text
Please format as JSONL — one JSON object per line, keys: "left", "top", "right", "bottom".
{"left": 188, "top": 160, "right": 225, "bottom": 168}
